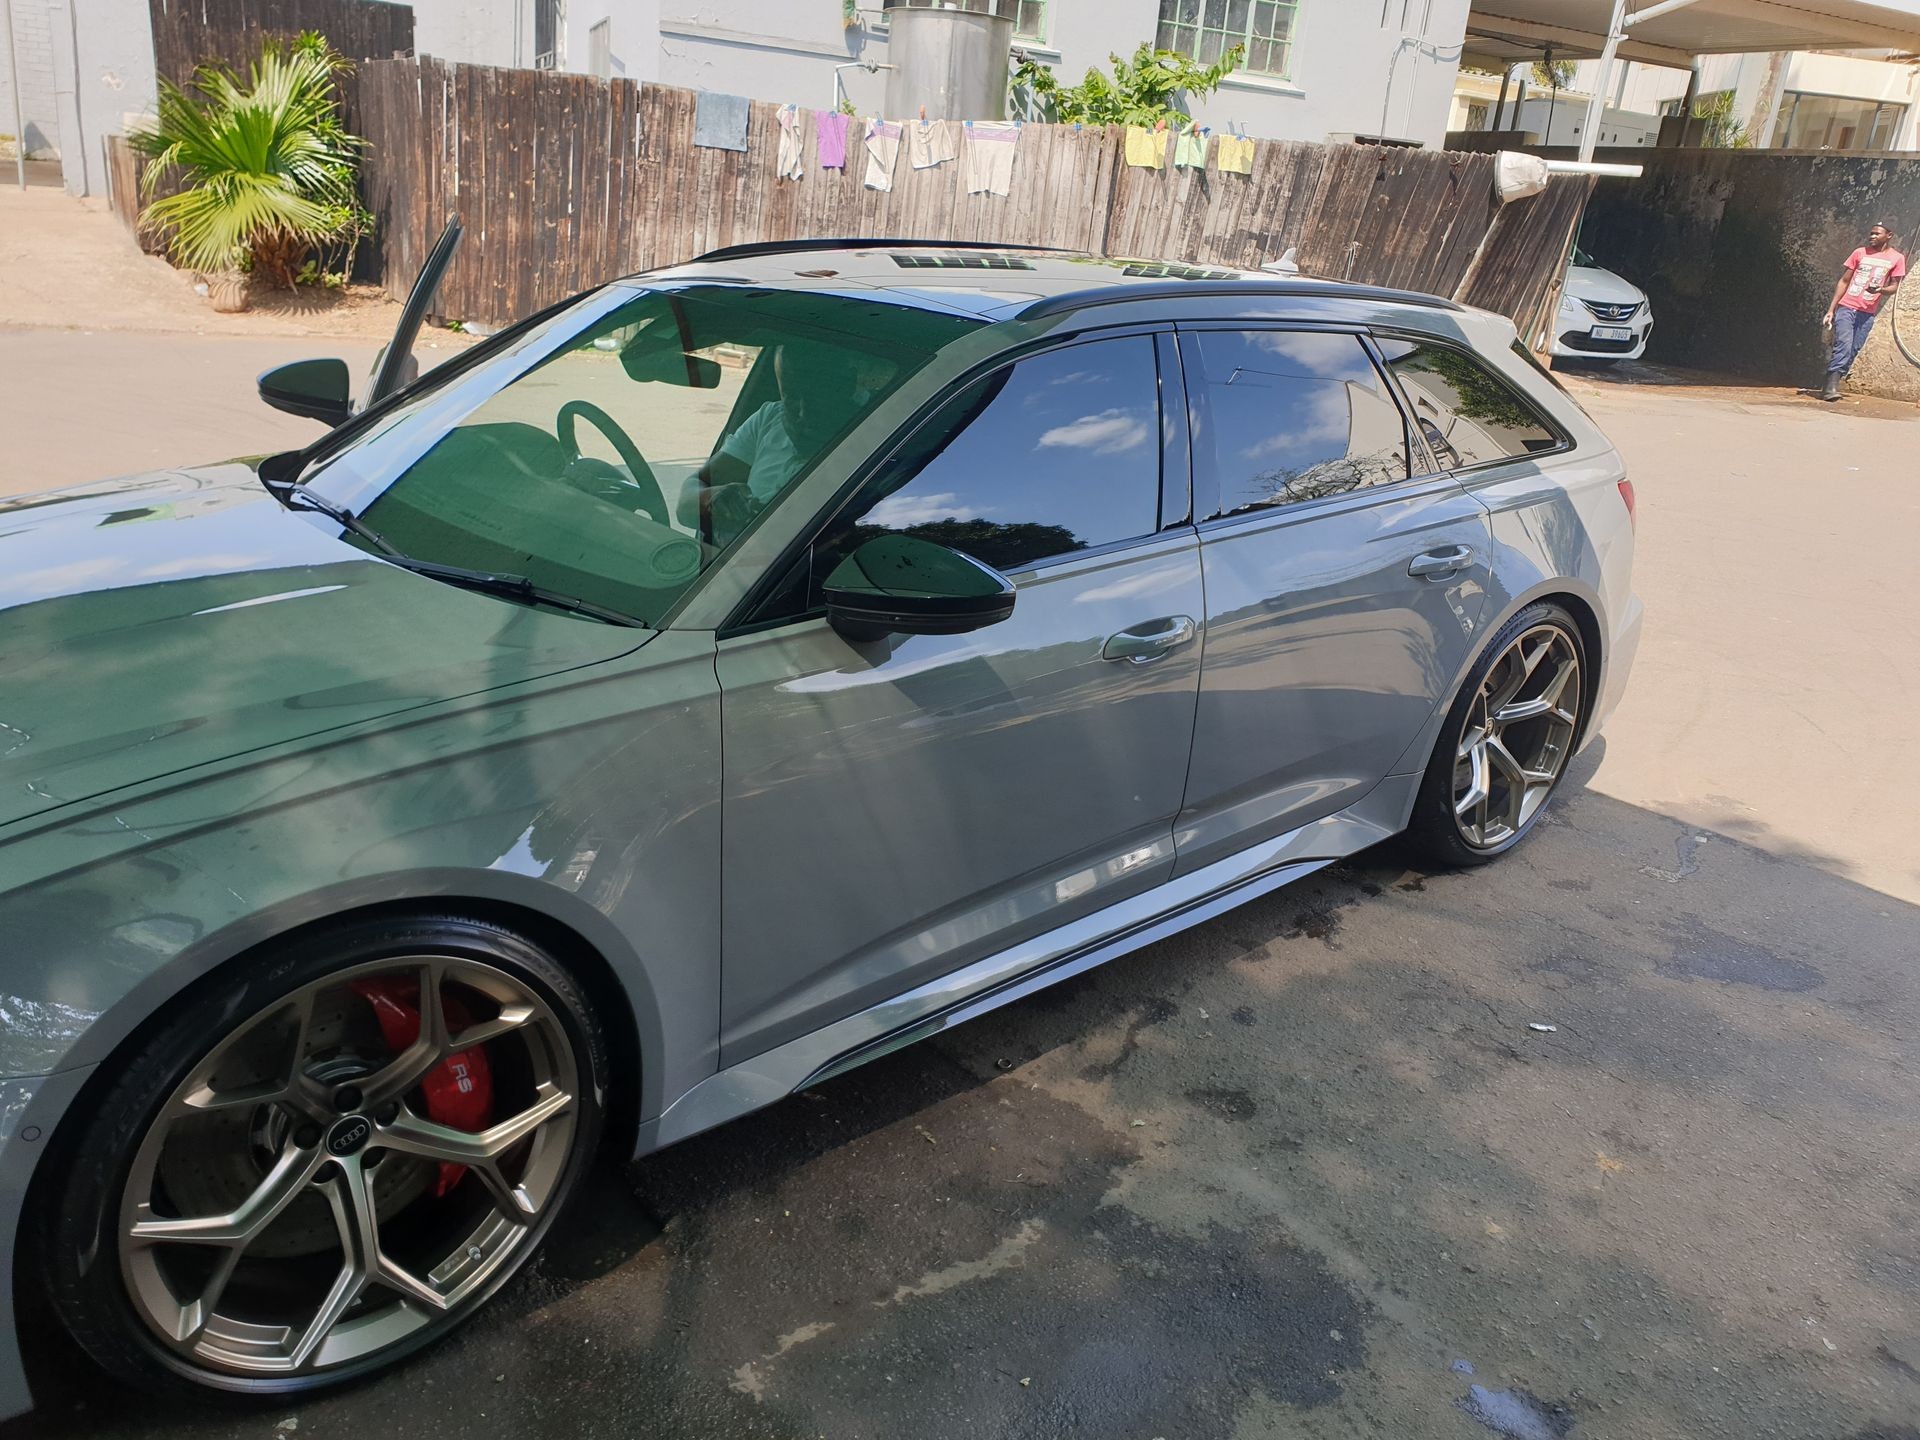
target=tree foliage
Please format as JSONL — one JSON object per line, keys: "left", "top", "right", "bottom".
{"left": 133, "top": 32, "right": 371, "bottom": 286}
{"left": 1012, "top": 41, "right": 1244, "bottom": 128}
{"left": 1532, "top": 59, "right": 1576, "bottom": 91}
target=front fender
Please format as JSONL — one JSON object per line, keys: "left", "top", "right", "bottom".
{"left": 0, "top": 632, "right": 723, "bottom": 1125}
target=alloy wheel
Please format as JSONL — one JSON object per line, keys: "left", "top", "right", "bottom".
{"left": 118, "top": 955, "right": 579, "bottom": 1377}
{"left": 1451, "top": 623, "right": 1582, "bottom": 850}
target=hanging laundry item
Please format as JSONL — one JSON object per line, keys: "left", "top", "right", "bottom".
{"left": 1173, "top": 125, "right": 1210, "bottom": 169}
{"left": 1216, "top": 134, "right": 1256, "bottom": 175}
{"left": 1124, "top": 125, "right": 1166, "bottom": 169}
{"left": 864, "top": 118, "right": 902, "bottom": 191}
{"left": 909, "top": 118, "right": 957, "bottom": 169}
{"left": 963, "top": 120, "right": 1019, "bottom": 196}
{"left": 693, "top": 91, "right": 750, "bottom": 153}
{"left": 815, "top": 110, "right": 851, "bottom": 169}
{"left": 775, "top": 104, "right": 805, "bottom": 180}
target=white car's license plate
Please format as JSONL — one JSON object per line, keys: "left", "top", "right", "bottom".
{"left": 1591, "top": 326, "right": 1633, "bottom": 342}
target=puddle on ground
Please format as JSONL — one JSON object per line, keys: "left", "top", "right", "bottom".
{"left": 1657, "top": 918, "right": 1823, "bottom": 993}
{"left": 1457, "top": 1384, "right": 1576, "bottom": 1440}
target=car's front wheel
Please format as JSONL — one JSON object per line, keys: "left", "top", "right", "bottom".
{"left": 41, "top": 915, "right": 604, "bottom": 1398}
{"left": 1404, "top": 601, "right": 1588, "bottom": 868}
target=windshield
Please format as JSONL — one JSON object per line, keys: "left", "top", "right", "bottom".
{"left": 307, "top": 284, "right": 978, "bottom": 625}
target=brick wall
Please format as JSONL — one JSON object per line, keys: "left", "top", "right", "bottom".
{"left": 0, "top": 0, "right": 61, "bottom": 159}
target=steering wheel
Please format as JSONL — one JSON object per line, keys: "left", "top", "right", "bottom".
{"left": 556, "top": 399, "right": 669, "bottom": 526}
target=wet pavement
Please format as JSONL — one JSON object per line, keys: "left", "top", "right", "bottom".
{"left": 14, "top": 741, "right": 1920, "bottom": 1439}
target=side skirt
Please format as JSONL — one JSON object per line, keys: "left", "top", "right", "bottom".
{"left": 632, "top": 771, "right": 1420, "bottom": 1156}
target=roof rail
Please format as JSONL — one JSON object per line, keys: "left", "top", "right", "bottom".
{"left": 1018, "top": 277, "right": 1467, "bottom": 320}
{"left": 688, "top": 237, "right": 1083, "bottom": 265}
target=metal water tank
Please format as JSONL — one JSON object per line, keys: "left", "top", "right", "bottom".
{"left": 882, "top": 0, "right": 1015, "bottom": 121}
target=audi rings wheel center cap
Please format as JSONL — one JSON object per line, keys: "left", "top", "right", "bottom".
{"left": 326, "top": 1115, "right": 373, "bottom": 1158}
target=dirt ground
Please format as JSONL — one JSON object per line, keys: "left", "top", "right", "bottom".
{"left": 5, "top": 187, "right": 1920, "bottom": 1440}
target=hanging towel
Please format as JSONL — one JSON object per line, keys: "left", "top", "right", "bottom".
{"left": 963, "top": 121, "right": 1019, "bottom": 196}
{"left": 1124, "top": 125, "right": 1166, "bottom": 169}
{"left": 693, "top": 91, "right": 750, "bottom": 153}
{"left": 1216, "top": 134, "right": 1256, "bottom": 175}
{"left": 815, "top": 110, "right": 851, "bottom": 169}
{"left": 775, "top": 104, "right": 805, "bottom": 181}
{"left": 908, "top": 118, "right": 957, "bottom": 169}
{"left": 864, "top": 118, "right": 902, "bottom": 191}
{"left": 1173, "top": 125, "right": 1210, "bottom": 169}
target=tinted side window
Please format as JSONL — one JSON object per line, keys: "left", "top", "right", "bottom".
{"left": 1182, "top": 330, "right": 1410, "bottom": 518}
{"left": 816, "top": 336, "right": 1162, "bottom": 585}
{"left": 1377, "top": 338, "right": 1562, "bottom": 468}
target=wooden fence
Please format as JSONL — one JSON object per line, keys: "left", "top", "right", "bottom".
{"left": 106, "top": 51, "right": 1590, "bottom": 338}
{"left": 148, "top": 0, "right": 413, "bottom": 88}
{"left": 347, "top": 58, "right": 1591, "bottom": 336}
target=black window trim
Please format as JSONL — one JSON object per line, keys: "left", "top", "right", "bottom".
{"left": 1173, "top": 319, "right": 1432, "bottom": 529}
{"left": 1367, "top": 326, "right": 1576, "bottom": 475}
{"left": 719, "top": 322, "right": 1179, "bottom": 639}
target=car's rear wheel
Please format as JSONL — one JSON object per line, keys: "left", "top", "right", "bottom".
{"left": 41, "top": 915, "right": 604, "bottom": 1398}
{"left": 1404, "top": 602, "right": 1587, "bottom": 868}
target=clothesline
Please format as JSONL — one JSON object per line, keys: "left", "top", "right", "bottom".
{"left": 691, "top": 91, "right": 1262, "bottom": 194}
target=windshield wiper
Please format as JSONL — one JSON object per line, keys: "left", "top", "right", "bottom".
{"left": 394, "top": 559, "right": 649, "bottom": 628}
{"left": 285, "top": 484, "right": 400, "bottom": 556}
{"left": 285, "top": 485, "right": 646, "bottom": 628}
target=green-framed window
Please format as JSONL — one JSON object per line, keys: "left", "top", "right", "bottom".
{"left": 1156, "top": 0, "right": 1302, "bottom": 81}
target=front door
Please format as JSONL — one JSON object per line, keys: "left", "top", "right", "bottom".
{"left": 716, "top": 333, "right": 1204, "bottom": 1064}
{"left": 1171, "top": 325, "right": 1494, "bottom": 872}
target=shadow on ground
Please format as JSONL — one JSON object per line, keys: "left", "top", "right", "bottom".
{"left": 14, "top": 763, "right": 1920, "bottom": 1440}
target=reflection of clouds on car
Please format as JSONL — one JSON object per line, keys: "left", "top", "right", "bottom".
{"left": 864, "top": 490, "right": 989, "bottom": 527}
{"left": 1239, "top": 384, "right": 1352, "bottom": 459}
{"left": 1037, "top": 407, "right": 1151, "bottom": 455}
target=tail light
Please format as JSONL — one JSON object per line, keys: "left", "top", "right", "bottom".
{"left": 1617, "top": 478, "right": 1636, "bottom": 531}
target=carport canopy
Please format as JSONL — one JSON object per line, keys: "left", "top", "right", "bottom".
{"left": 1465, "top": 0, "right": 1920, "bottom": 71}
{"left": 1465, "top": 0, "right": 1920, "bottom": 157}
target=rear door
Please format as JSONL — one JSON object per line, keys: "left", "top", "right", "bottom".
{"left": 715, "top": 332, "right": 1205, "bottom": 1063}
{"left": 1172, "top": 325, "right": 1493, "bottom": 873}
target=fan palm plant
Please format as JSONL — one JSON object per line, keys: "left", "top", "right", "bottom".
{"left": 133, "top": 33, "right": 366, "bottom": 291}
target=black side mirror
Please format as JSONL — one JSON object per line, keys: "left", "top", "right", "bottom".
{"left": 824, "top": 535, "right": 1016, "bottom": 642}
{"left": 259, "top": 358, "right": 352, "bottom": 426}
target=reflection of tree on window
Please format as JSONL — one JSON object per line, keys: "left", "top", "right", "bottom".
{"left": 840, "top": 518, "right": 1086, "bottom": 574}
{"left": 1395, "top": 346, "right": 1537, "bottom": 429}
{"left": 1382, "top": 340, "right": 1560, "bottom": 467}
{"left": 1248, "top": 447, "right": 1408, "bottom": 508}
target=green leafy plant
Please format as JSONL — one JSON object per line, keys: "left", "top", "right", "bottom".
{"left": 1690, "top": 89, "right": 1750, "bottom": 149}
{"left": 1012, "top": 41, "right": 1243, "bottom": 128}
{"left": 133, "top": 31, "right": 368, "bottom": 288}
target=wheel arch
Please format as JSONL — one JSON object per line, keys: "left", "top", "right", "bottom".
{"left": 1388, "top": 579, "right": 1609, "bottom": 785}
{"left": 26, "top": 879, "right": 654, "bottom": 1200}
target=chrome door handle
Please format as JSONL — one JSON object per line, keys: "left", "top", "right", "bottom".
{"left": 1103, "top": 615, "right": 1197, "bottom": 664}
{"left": 1408, "top": 545, "right": 1474, "bottom": 579}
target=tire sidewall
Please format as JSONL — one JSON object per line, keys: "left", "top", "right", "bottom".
{"left": 40, "top": 914, "right": 606, "bottom": 1400}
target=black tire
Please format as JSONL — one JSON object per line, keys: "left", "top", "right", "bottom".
{"left": 1402, "top": 601, "right": 1588, "bottom": 870}
{"left": 38, "top": 913, "right": 606, "bottom": 1400}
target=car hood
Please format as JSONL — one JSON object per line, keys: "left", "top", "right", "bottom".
{"left": 1566, "top": 264, "right": 1647, "bottom": 308}
{"left": 0, "top": 464, "right": 652, "bottom": 829}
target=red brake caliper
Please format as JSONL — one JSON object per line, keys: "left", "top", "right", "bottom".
{"left": 350, "top": 978, "right": 495, "bottom": 1197}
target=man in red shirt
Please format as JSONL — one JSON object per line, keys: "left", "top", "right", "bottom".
{"left": 1821, "top": 221, "right": 1906, "bottom": 400}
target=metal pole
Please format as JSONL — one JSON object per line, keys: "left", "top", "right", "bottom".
{"left": 1578, "top": 0, "right": 1631, "bottom": 163}
{"left": 1544, "top": 49, "right": 1558, "bottom": 147}
{"left": 1493, "top": 65, "right": 1512, "bottom": 131}
{"left": 5, "top": 0, "right": 26, "bottom": 190}
{"left": 1514, "top": 72, "right": 1527, "bottom": 137}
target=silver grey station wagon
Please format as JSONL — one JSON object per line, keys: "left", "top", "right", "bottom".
{"left": 0, "top": 239, "right": 1641, "bottom": 1411}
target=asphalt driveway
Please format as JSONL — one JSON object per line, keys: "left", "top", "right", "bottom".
{"left": 3, "top": 329, "right": 1918, "bottom": 1438}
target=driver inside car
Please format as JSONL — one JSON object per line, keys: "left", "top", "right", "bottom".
{"left": 682, "top": 344, "right": 869, "bottom": 543}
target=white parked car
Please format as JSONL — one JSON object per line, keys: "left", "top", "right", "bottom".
{"left": 1553, "top": 247, "right": 1654, "bottom": 362}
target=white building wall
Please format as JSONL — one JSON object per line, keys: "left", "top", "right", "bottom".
{"left": 415, "top": 0, "right": 531, "bottom": 70}
{"left": 411, "top": 0, "right": 1474, "bottom": 147}
{"left": 54, "top": 0, "right": 157, "bottom": 195}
